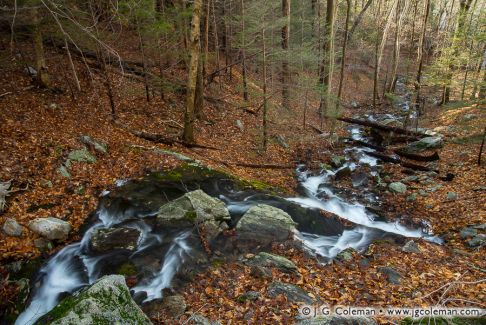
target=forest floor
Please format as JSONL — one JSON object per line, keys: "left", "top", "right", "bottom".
{"left": 0, "top": 40, "right": 485, "bottom": 324}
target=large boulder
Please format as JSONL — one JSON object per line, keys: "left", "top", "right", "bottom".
{"left": 156, "top": 190, "right": 230, "bottom": 241}
{"left": 90, "top": 227, "right": 141, "bottom": 253}
{"left": 36, "top": 275, "right": 151, "bottom": 324}
{"left": 28, "top": 217, "right": 71, "bottom": 240}
{"left": 236, "top": 204, "right": 297, "bottom": 249}
{"left": 404, "top": 137, "right": 444, "bottom": 153}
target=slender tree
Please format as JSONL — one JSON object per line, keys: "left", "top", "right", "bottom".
{"left": 281, "top": 0, "right": 291, "bottom": 110}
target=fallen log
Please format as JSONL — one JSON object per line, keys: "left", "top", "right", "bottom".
{"left": 363, "top": 150, "right": 438, "bottom": 172}
{"left": 306, "top": 124, "right": 324, "bottom": 134}
{"left": 338, "top": 117, "right": 428, "bottom": 137}
{"left": 346, "top": 139, "right": 386, "bottom": 152}
{"left": 234, "top": 162, "right": 295, "bottom": 169}
{"left": 394, "top": 149, "right": 440, "bottom": 162}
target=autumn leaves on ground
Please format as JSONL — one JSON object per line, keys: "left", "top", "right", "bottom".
{"left": 1, "top": 41, "right": 485, "bottom": 324}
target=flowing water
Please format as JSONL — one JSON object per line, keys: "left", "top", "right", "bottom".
{"left": 16, "top": 109, "right": 442, "bottom": 325}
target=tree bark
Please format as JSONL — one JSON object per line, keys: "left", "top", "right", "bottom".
{"left": 64, "top": 38, "right": 81, "bottom": 91}
{"left": 32, "top": 7, "right": 49, "bottom": 88}
{"left": 335, "top": 0, "right": 351, "bottom": 126}
{"left": 281, "top": 0, "right": 291, "bottom": 110}
{"left": 414, "top": 0, "right": 430, "bottom": 112}
{"left": 348, "top": 0, "right": 373, "bottom": 41}
{"left": 183, "top": 0, "right": 203, "bottom": 144}
{"left": 262, "top": 27, "right": 268, "bottom": 151}
{"left": 319, "top": 0, "right": 335, "bottom": 121}
{"left": 241, "top": 0, "right": 249, "bottom": 101}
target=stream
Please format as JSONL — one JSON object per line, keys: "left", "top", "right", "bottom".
{"left": 16, "top": 87, "right": 442, "bottom": 325}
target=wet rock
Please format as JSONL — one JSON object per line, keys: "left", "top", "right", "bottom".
{"left": 90, "top": 227, "right": 141, "bottom": 253}
{"left": 238, "top": 290, "right": 260, "bottom": 302}
{"left": 460, "top": 227, "right": 477, "bottom": 239}
{"left": 468, "top": 234, "right": 485, "bottom": 248}
{"left": 267, "top": 281, "right": 313, "bottom": 304}
{"left": 2, "top": 218, "right": 23, "bottom": 237}
{"left": 156, "top": 190, "right": 230, "bottom": 241}
{"left": 388, "top": 182, "right": 407, "bottom": 194}
{"left": 250, "top": 265, "right": 273, "bottom": 279}
{"left": 68, "top": 148, "right": 97, "bottom": 163}
{"left": 38, "top": 275, "right": 151, "bottom": 324}
{"left": 351, "top": 172, "right": 368, "bottom": 187}
{"left": 446, "top": 192, "right": 457, "bottom": 201}
{"left": 235, "top": 120, "right": 244, "bottom": 132}
{"left": 330, "top": 155, "right": 346, "bottom": 168}
{"left": 143, "top": 294, "right": 186, "bottom": 319}
{"left": 245, "top": 252, "right": 298, "bottom": 274}
{"left": 236, "top": 204, "right": 297, "bottom": 249}
{"left": 402, "top": 240, "right": 420, "bottom": 253}
{"left": 79, "top": 135, "right": 108, "bottom": 154}
{"left": 378, "top": 266, "right": 402, "bottom": 285}
{"left": 335, "top": 248, "right": 356, "bottom": 262}
{"left": 334, "top": 166, "right": 351, "bottom": 181}
{"left": 404, "top": 137, "right": 444, "bottom": 153}
{"left": 33, "top": 238, "right": 51, "bottom": 251}
{"left": 296, "top": 316, "right": 377, "bottom": 325}
{"left": 28, "top": 217, "right": 71, "bottom": 240}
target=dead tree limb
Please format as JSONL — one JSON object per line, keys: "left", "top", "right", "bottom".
{"left": 394, "top": 149, "right": 440, "bottom": 162}
{"left": 363, "top": 150, "right": 438, "bottom": 172}
{"left": 479, "top": 127, "right": 486, "bottom": 166}
{"left": 338, "top": 117, "right": 429, "bottom": 137}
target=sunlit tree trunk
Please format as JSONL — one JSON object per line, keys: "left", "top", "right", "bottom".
{"left": 319, "top": 0, "right": 335, "bottom": 122}
{"left": 241, "top": 0, "right": 249, "bottom": 101}
{"left": 183, "top": 0, "right": 203, "bottom": 144}
{"left": 414, "top": 0, "right": 430, "bottom": 113}
{"left": 281, "top": 0, "right": 291, "bottom": 110}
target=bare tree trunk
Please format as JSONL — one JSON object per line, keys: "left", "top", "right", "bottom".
{"left": 348, "top": 0, "right": 373, "bottom": 41}
{"left": 99, "top": 50, "right": 116, "bottom": 119}
{"left": 281, "top": 0, "right": 291, "bottom": 110}
{"left": 241, "top": 0, "right": 249, "bottom": 101}
{"left": 203, "top": 0, "right": 210, "bottom": 78}
{"left": 32, "top": 8, "right": 49, "bottom": 88}
{"left": 64, "top": 38, "right": 81, "bottom": 91}
{"left": 414, "top": 0, "right": 430, "bottom": 113}
{"left": 319, "top": 0, "right": 335, "bottom": 122}
{"left": 336, "top": 0, "right": 351, "bottom": 113}
{"left": 136, "top": 16, "right": 150, "bottom": 102}
{"left": 479, "top": 127, "right": 486, "bottom": 166}
{"left": 183, "top": 0, "right": 203, "bottom": 144}
{"left": 211, "top": 0, "right": 222, "bottom": 89}
{"left": 372, "top": 0, "right": 382, "bottom": 109}
{"left": 262, "top": 28, "right": 268, "bottom": 151}
{"left": 389, "top": 0, "right": 409, "bottom": 93}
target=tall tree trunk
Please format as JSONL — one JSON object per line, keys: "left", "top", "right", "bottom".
{"left": 136, "top": 16, "right": 150, "bottom": 102}
{"left": 372, "top": 0, "right": 382, "bottom": 109}
{"left": 389, "top": 0, "right": 409, "bottom": 93}
{"left": 335, "top": 0, "right": 351, "bottom": 117}
{"left": 262, "top": 28, "right": 268, "bottom": 151}
{"left": 64, "top": 38, "right": 81, "bottom": 91}
{"left": 211, "top": 0, "right": 222, "bottom": 89}
{"left": 32, "top": 8, "right": 49, "bottom": 88}
{"left": 414, "top": 0, "right": 430, "bottom": 113}
{"left": 443, "top": 0, "right": 474, "bottom": 104}
{"left": 348, "top": 0, "right": 373, "bottom": 41}
{"left": 241, "top": 0, "right": 249, "bottom": 101}
{"left": 203, "top": 0, "right": 210, "bottom": 79}
{"left": 319, "top": 0, "right": 335, "bottom": 122}
{"left": 479, "top": 49, "right": 486, "bottom": 99}
{"left": 281, "top": 0, "right": 291, "bottom": 110}
{"left": 183, "top": 0, "right": 203, "bottom": 144}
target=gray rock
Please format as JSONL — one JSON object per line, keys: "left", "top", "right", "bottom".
{"left": 190, "top": 314, "right": 212, "bottom": 325}
{"left": 382, "top": 119, "right": 403, "bottom": 128}
{"left": 406, "top": 194, "right": 417, "bottom": 202}
{"left": 460, "top": 227, "right": 477, "bottom": 239}
{"left": 38, "top": 275, "right": 151, "bottom": 324}
{"left": 79, "top": 135, "right": 108, "bottom": 154}
{"left": 468, "top": 234, "right": 486, "bottom": 248}
{"left": 28, "top": 217, "right": 71, "bottom": 240}
{"left": 473, "top": 224, "right": 486, "bottom": 230}
{"left": 402, "top": 175, "right": 419, "bottom": 183}
{"left": 235, "top": 120, "right": 244, "bottom": 132}
{"left": 388, "top": 182, "right": 407, "bottom": 194}
{"left": 295, "top": 316, "right": 377, "bottom": 325}
{"left": 58, "top": 165, "right": 71, "bottom": 178}
{"left": 90, "top": 227, "right": 141, "bottom": 253}
{"left": 267, "top": 281, "right": 313, "bottom": 304}
{"left": 462, "top": 113, "right": 477, "bottom": 122}
{"left": 402, "top": 240, "right": 420, "bottom": 253}
{"left": 238, "top": 291, "right": 260, "bottom": 302}
{"left": 236, "top": 204, "right": 297, "bottom": 249}
{"left": 156, "top": 190, "right": 230, "bottom": 242}
{"left": 245, "top": 252, "right": 298, "bottom": 274}
{"left": 335, "top": 248, "right": 356, "bottom": 262}
{"left": 2, "top": 218, "right": 23, "bottom": 237}
{"left": 68, "top": 148, "right": 97, "bottom": 163}
{"left": 34, "top": 238, "right": 51, "bottom": 251}
{"left": 446, "top": 192, "right": 457, "bottom": 201}
{"left": 405, "top": 137, "right": 444, "bottom": 153}
{"left": 330, "top": 156, "right": 346, "bottom": 169}
{"left": 378, "top": 266, "right": 402, "bottom": 285}
{"left": 418, "top": 189, "right": 429, "bottom": 197}
{"left": 351, "top": 101, "right": 359, "bottom": 108}
{"left": 351, "top": 172, "right": 368, "bottom": 187}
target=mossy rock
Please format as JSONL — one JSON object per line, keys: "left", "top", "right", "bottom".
{"left": 35, "top": 275, "right": 151, "bottom": 325}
